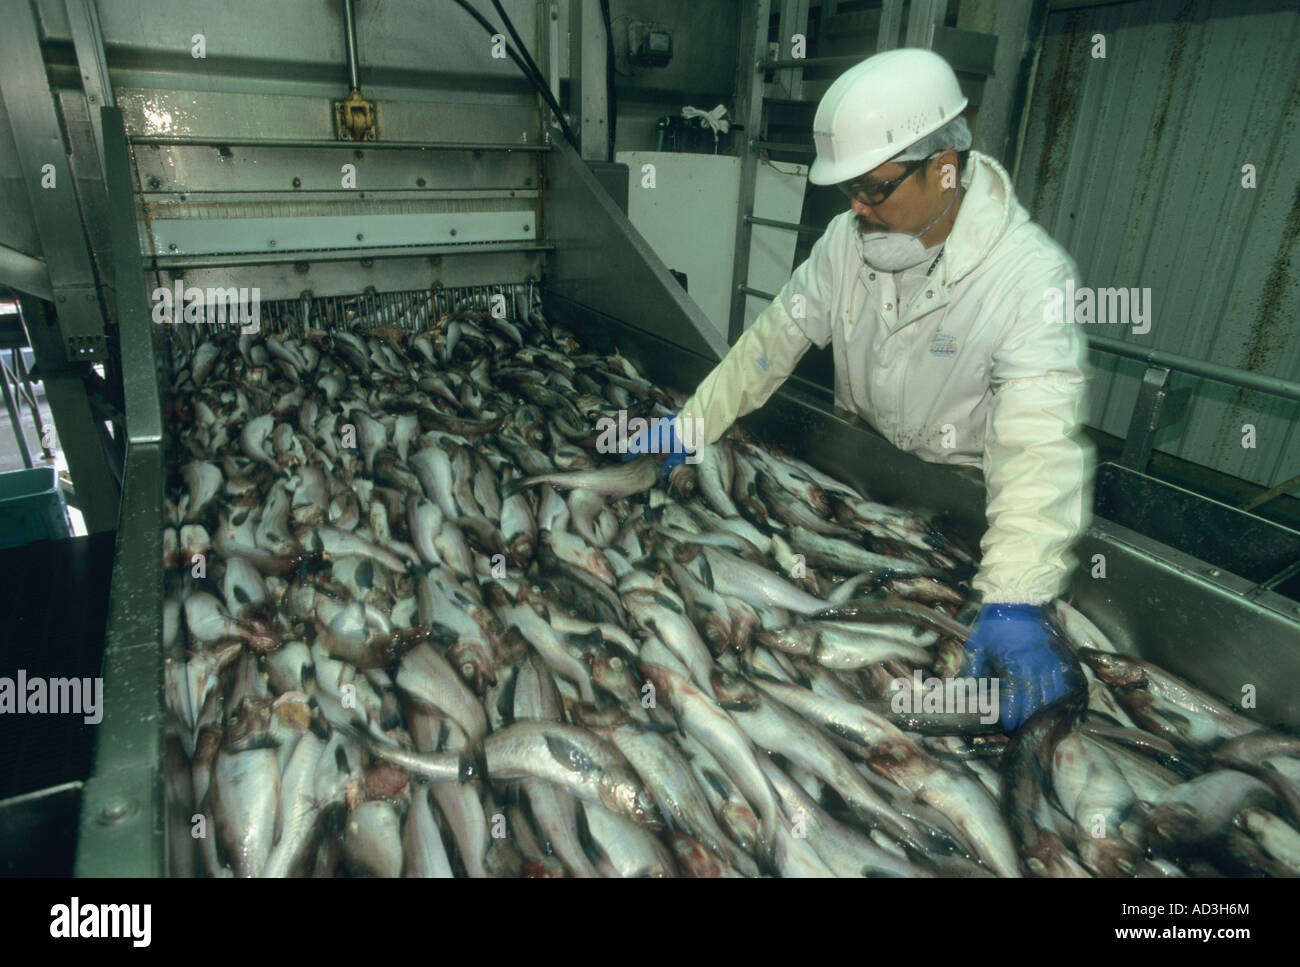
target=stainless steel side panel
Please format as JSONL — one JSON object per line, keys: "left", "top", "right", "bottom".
{"left": 1072, "top": 522, "right": 1300, "bottom": 729}
{"left": 75, "top": 109, "right": 166, "bottom": 876}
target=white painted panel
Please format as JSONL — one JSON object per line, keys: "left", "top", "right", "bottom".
{"left": 618, "top": 151, "right": 808, "bottom": 343}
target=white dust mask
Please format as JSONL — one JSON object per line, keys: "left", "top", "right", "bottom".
{"left": 859, "top": 186, "right": 962, "bottom": 272}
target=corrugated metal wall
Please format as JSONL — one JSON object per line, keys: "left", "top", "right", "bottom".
{"left": 1015, "top": 0, "right": 1300, "bottom": 488}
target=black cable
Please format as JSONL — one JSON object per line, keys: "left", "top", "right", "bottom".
{"left": 599, "top": 0, "right": 616, "bottom": 161}
{"left": 446, "top": 0, "right": 578, "bottom": 147}
{"left": 489, "top": 0, "right": 553, "bottom": 107}
{"left": 483, "top": 0, "right": 577, "bottom": 148}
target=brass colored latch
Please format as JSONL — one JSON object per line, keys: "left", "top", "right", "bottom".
{"left": 335, "top": 89, "right": 376, "bottom": 141}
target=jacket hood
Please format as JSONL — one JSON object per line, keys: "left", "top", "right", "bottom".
{"left": 943, "top": 150, "right": 1022, "bottom": 284}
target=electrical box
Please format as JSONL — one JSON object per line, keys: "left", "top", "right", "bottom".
{"left": 629, "top": 21, "right": 672, "bottom": 67}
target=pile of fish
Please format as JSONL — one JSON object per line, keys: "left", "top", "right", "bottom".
{"left": 160, "top": 289, "right": 1300, "bottom": 877}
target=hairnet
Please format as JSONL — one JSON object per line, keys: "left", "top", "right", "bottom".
{"left": 890, "top": 115, "right": 972, "bottom": 163}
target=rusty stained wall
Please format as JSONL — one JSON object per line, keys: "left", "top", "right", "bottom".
{"left": 1015, "top": 0, "right": 1300, "bottom": 489}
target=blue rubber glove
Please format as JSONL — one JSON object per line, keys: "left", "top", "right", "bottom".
{"left": 622, "top": 411, "right": 688, "bottom": 480}
{"left": 961, "top": 603, "right": 1083, "bottom": 733}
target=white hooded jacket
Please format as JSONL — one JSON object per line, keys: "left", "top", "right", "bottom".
{"left": 677, "top": 150, "right": 1093, "bottom": 605}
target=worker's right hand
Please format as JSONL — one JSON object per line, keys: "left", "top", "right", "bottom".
{"left": 961, "top": 603, "right": 1083, "bottom": 732}
{"left": 622, "top": 412, "right": 688, "bottom": 479}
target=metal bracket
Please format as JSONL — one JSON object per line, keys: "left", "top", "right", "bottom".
{"left": 65, "top": 0, "right": 114, "bottom": 173}
{"left": 1120, "top": 365, "right": 1175, "bottom": 471}
{"left": 334, "top": 90, "right": 378, "bottom": 141}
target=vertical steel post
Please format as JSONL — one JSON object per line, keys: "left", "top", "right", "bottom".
{"left": 727, "top": 0, "right": 773, "bottom": 345}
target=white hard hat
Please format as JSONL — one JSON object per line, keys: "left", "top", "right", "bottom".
{"left": 809, "top": 48, "right": 968, "bottom": 186}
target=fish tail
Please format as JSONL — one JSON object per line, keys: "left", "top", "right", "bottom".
{"left": 502, "top": 477, "right": 534, "bottom": 499}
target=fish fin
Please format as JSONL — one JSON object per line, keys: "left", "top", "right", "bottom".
{"left": 650, "top": 593, "right": 683, "bottom": 614}
{"left": 565, "top": 629, "right": 605, "bottom": 650}
{"left": 701, "top": 769, "right": 732, "bottom": 801}
{"left": 640, "top": 719, "right": 679, "bottom": 735}
{"left": 717, "top": 698, "right": 759, "bottom": 713}
{"left": 545, "top": 734, "right": 599, "bottom": 774}
{"left": 697, "top": 551, "right": 716, "bottom": 592}
{"left": 460, "top": 738, "right": 488, "bottom": 783}
{"left": 502, "top": 478, "right": 532, "bottom": 499}
{"left": 754, "top": 839, "right": 780, "bottom": 878}
{"left": 333, "top": 720, "right": 375, "bottom": 752}
{"left": 427, "top": 623, "right": 459, "bottom": 647}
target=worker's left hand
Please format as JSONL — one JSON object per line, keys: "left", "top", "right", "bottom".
{"left": 961, "top": 603, "right": 1083, "bottom": 732}
{"left": 622, "top": 412, "right": 688, "bottom": 480}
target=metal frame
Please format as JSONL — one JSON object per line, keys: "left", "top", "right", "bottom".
{"left": 1087, "top": 333, "right": 1300, "bottom": 473}
{"left": 568, "top": 0, "right": 609, "bottom": 160}
{"left": 877, "top": 0, "right": 904, "bottom": 51}
{"left": 904, "top": 0, "right": 946, "bottom": 48}
{"left": 0, "top": 1, "right": 108, "bottom": 361}
{"left": 0, "top": 346, "right": 53, "bottom": 469}
{"left": 75, "top": 108, "right": 165, "bottom": 876}
{"left": 64, "top": 0, "right": 114, "bottom": 172}
{"left": 0, "top": 0, "right": 122, "bottom": 533}
{"left": 727, "top": 0, "right": 773, "bottom": 345}
{"left": 773, "top": 0, "right": 811, "bottom": 101}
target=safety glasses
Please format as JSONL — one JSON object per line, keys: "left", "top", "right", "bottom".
{"left": 835, "top": 154, "right": 933, "bottom": 206}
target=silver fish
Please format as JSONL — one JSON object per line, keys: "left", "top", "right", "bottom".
{"left": 211, "top": 744, "right": 280, "bottom": 877}
{"left": 402, "top": 786, "right": 455, "bottom": 878}
{"left": 507, "top": 456, "right": 660, "bottom": 498}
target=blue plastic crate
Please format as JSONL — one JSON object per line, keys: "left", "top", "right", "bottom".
{"left": 0, "top": 466, "right": 72, "bottom": 550}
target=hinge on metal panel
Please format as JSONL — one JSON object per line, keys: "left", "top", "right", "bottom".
{"left": 334, "top": 89, "right": 377, "bottom": 141}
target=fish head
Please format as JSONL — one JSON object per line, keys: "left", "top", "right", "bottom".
{"left": 670, "top": 832, "right": 724, "bottom": 877}
{"left": 636, "top": 662, "right": 677, "bottom": 702}
{"left": 448, "top": 639, "right": 497, "bottom": 695}
{"left": 665, "top": 464, "right": 697, "bottom": 500}
{"left": 601, "top": 771, "right": 664, "bottom": 829}
{"left": 1021, "top": 829, "right": 1088, "bottom": 877}
{"left": 590, "top": 653, "right": 636, "bottom": 699}
{"left": 1079, "top": 648, "right": 1143, "bottom": 687}
{"left": 224, "top": 696, "right": 276, "bottom": 751}
{"left": 718, "top": 799, "right": 760, "bottom": 856}
{"left": 1145, "top": 803, "right": 1203, "bottom": 851}
{"left": 710, "top": 670, "right": 759, "bottom": 709}
{"left": 1079, "top": 836, "right": 1142, "bottom": 878}
{"left": 494, "top": 626, "right": 530, "bottom": 668}
{"left": 481, "top": 580, "right": 515, "bottom": 609}
{"left": 508, "top": 533, "right": 536, "bottom": 569}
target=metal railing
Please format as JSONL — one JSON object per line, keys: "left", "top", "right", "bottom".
{"left": 1086, "top": 334, "right": 1300, "bottom": 479}
{"left": 1089, "top": 333, "right": 1300, "bottom": 403}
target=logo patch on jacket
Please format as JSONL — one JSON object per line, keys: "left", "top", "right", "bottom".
{"left": 928, "top": 332, "right": 958, "bottom": 357}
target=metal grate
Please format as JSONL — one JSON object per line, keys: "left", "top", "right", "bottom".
{"left": 162, "top": 282, "right": 541, "bottom": 357}
{"left": 262, "top": 282, "right": 537, "bottom": 336}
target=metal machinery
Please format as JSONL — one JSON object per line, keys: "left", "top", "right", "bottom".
{"left": 0, "top": 1, "right": 1295, "bottom": 876}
